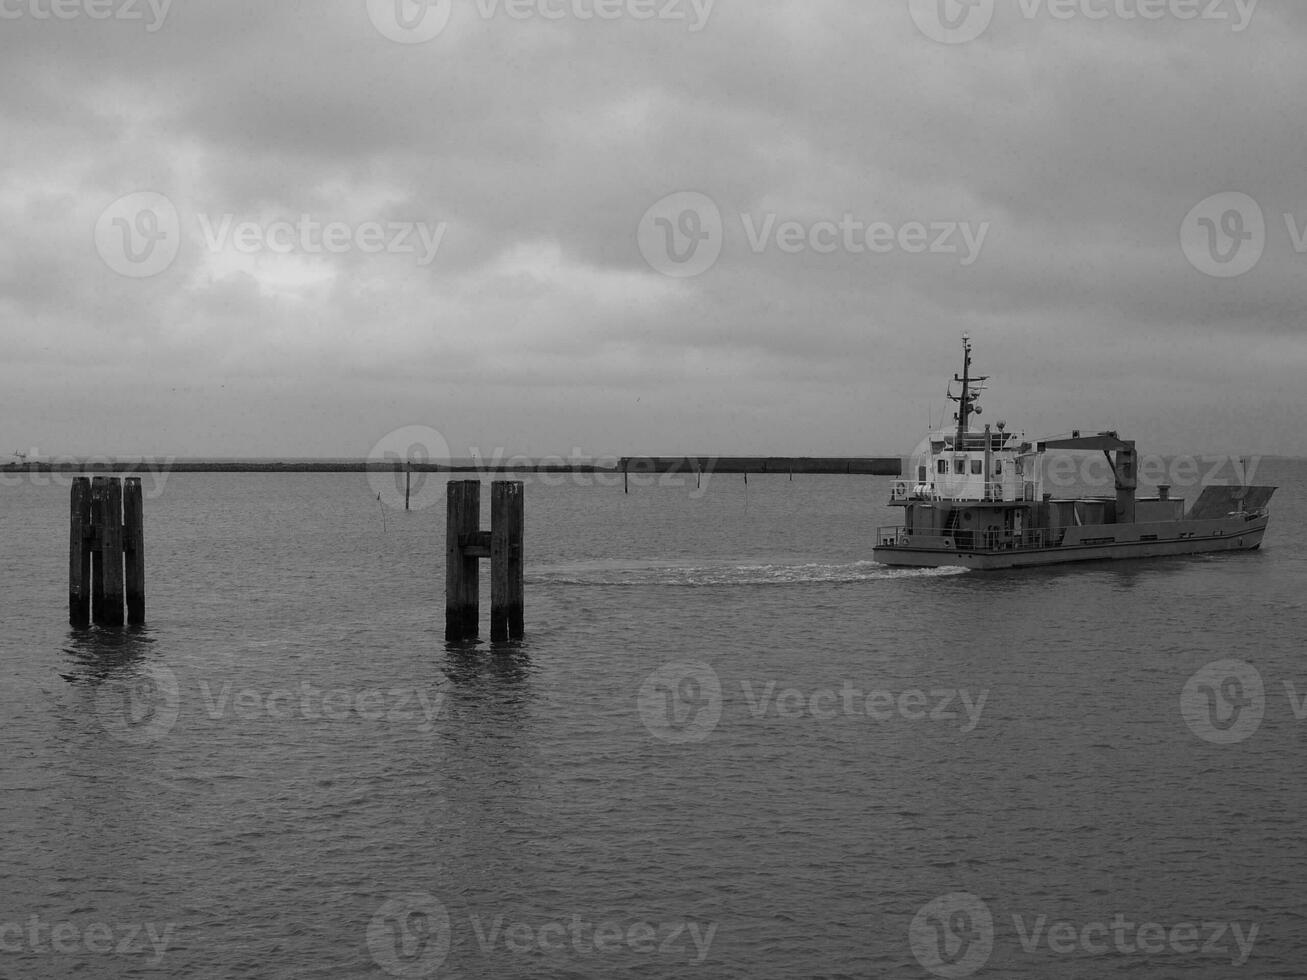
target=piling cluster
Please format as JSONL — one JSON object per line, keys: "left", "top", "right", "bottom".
{"left": 445, "top": 481, "right": 524, "bottom": 642}
{"left": 69, "top": 476, "right": 145, "bottom": 627}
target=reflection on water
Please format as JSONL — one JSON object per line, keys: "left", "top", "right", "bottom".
{"left": 442, "top": 639, "right": 535, "bottom": 690}
{"left": 60, "top": 627, "right": 157, "bottom": 685}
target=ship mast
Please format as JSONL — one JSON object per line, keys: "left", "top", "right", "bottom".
{"left": 949, "top": 333, "right": 986, "bottom": 444}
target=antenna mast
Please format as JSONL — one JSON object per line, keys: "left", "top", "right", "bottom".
{"left": 948, "top": 333, "right": 987, "bottom": 444}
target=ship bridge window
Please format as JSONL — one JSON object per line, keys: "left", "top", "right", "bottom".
{"left": 937, "top": 460, "right": 948, "bottom": 475}
{"left": 970, "top": 460, "right": 983, "bottom": 475}
{"left": 954, "top": 459, "right": 966, "bottom": 475}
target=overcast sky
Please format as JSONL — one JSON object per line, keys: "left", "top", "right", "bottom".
{"left": 2, "top": 0, "right": 1304, "bottom": 459}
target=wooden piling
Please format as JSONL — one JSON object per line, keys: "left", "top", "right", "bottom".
{"left": 123, "top": 478, "right": 146, "bottom": 626}
{"left": 445, "top": 480, "right": 481, "bottom": 641}
{"left": 69, "top": 477, "right": 92, "bottom": 627}
{"left": 91, "top": 477, "right": 125, "bottom": 626}
{"left": 405, "top": 461, "right": 411, "bottom": 512}
{"left": 490, "top": 481, "right": 524, "bottom": 641}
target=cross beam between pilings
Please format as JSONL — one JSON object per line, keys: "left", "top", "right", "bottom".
{"left": 445, "top": 481, "right": 524, "bottom": 642}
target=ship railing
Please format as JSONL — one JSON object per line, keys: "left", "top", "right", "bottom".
{"left": 888, "top": 482, "right": 1038, "bottom": 504}
{"left": 878, "top": 527, "right": 1048, "bottom": 551}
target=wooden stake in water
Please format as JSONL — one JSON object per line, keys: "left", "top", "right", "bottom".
{"left": 405, "top": 460, "right": 411, "bottom": 512}
{"left": 445, "top": 481, "right": 481, "bottom": 641}
{"left": 91, "top": 477, "right": 125, "bottom": 626}
{"left": 490, "top": 481, "right": 524, "bottom": 641}
{"left": 445, "top": 480, "right": 526, "bottom": 642}
{"left": 69, "top": 477, "right": 92, "bottom": 627}
{"left": 123, "top": 477, "right": 146, "bottom": 626}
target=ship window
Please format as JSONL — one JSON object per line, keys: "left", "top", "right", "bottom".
{"left": 994, "top": 461, "right": 1002, "bottom": 476}
{"left": 937, "top": 460, "right": 947, "bottom": 474}
{"left": 954, "top": 459, "right": 965, "bottom": 475}
{"left": 970, "top": 460, "right": 983, "bottom": 475}
{"left": 918, "top": 466, "right": 927, "bottom": 482}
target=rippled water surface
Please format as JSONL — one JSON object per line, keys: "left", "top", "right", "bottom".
{"left": 2, "top": 465, "right": 1306, "bottom": 978}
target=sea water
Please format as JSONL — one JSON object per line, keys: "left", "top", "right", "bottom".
{"left": 2, "top": 464, "right": 1305, "bottom": 977}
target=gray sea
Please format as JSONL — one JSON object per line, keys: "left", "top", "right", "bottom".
{"left": 2, "top": 461, "right": 1305, "bottom": 978}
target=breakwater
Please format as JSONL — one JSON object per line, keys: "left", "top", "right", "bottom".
{"left": 2, "top": 456, "right": 903, "bottom": 476}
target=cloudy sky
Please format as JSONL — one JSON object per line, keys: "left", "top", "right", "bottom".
{"left": 2, "top": 0, "right": 1304, "bottom": 460}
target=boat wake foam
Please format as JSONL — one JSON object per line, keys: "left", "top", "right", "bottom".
{"left": 527, "top": 559, "right": 968, "bottom": 587}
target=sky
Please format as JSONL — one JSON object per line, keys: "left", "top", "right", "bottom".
{"left": 2, "top": 0, "right": 1305, "bottom": 461}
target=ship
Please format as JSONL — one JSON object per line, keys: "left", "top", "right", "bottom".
{"left": 873, "top": 337, "right": 1276, "bottom": 570}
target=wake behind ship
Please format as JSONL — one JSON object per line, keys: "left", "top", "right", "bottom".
{"left": 873, "top": 337, "right": 1275, "bottom": 570}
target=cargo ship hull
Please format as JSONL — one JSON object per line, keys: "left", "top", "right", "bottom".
{"left": 873, "top": 514, "right": 1270, "bottom": 570}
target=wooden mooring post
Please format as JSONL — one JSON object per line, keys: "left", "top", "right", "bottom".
{"left": 445, "top": 481, "right": 524, "bottom": 642}
{"left": 70, "top": 476, "right": 145, "bottom": 627}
